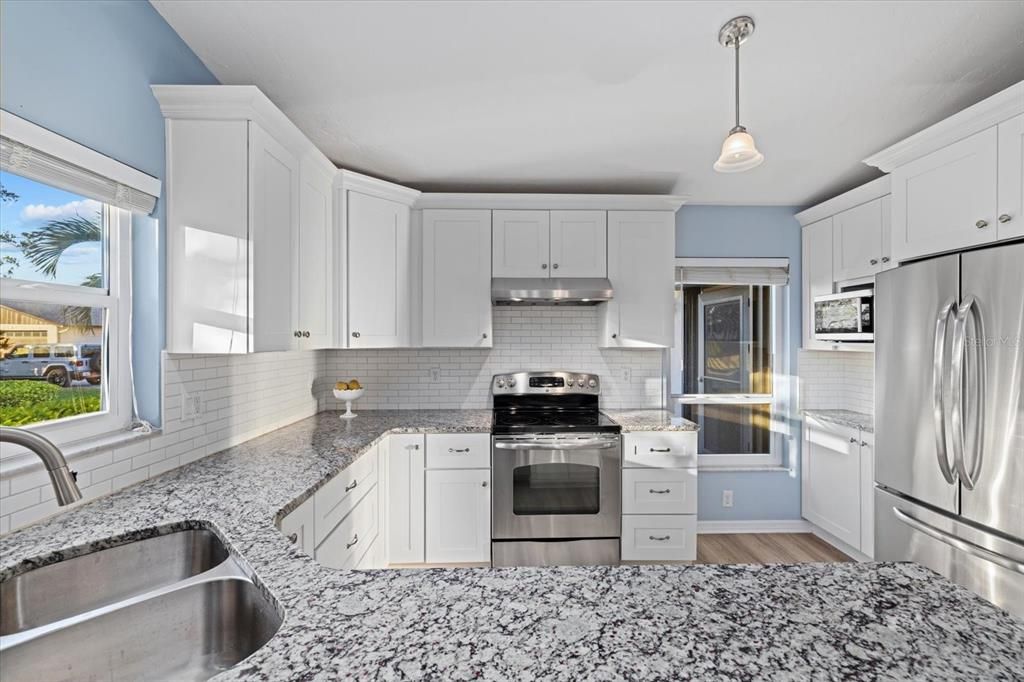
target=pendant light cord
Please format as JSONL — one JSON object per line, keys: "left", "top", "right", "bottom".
{"left": 734, "top": 41, "right": 741, "bottom": 130}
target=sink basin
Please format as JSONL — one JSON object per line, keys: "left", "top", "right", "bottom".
{"left": 0, "top": 578, "right": 282, "bottom": 682}
{"left": 1, "top": 529, "right": 228, "bottom": 635}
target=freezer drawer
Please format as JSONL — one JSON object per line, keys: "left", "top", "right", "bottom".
{"left": 875, "top": 486, "right": 1024, "bottom": 619}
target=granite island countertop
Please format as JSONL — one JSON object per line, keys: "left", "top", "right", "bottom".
{"left": 803, "top": 408, "right": 875, "bottom": 433}
{"left": 602, "top": 408, "right": 699, "bottom": 432}
{"left": 3, "top": 409, "right": 1022, "bottom": 681}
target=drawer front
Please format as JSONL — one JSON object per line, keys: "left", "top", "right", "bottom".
{"left": 622, "top": 468, "right": 697, "bottom": 515}
{"left": 426, "top": 433, "right": 490, "bottom": 469}
{"left": 623, "top": 432, "right": 697, "bottom": 468}
{"left": 314, "top": 444, "right": 378, "bottom": 545}
{"left": 621, "top": 514, "right": 697, "bottom": 561}
{"left": 315, "top": 486, "right": 379, "bottom": 569}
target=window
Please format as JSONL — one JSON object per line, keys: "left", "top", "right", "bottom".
{"left": 668, "top": 258, "right": 790, "bottom": 467}
{"left": 0, "top": 111, "right": 158, "bottom": 446}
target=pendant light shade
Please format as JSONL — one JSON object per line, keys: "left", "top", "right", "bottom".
{"left": 714, "top": 16, "right": 764, "bottom": 173}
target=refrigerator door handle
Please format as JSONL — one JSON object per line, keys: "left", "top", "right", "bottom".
{"left": 932, "top": 300, "right": 957, "bottom": 484}
{"left": 893, "top": 507, "right": 1024, "bottom": 574}
{"left": 950, "top": 296, "right": 986, "bottom": 490}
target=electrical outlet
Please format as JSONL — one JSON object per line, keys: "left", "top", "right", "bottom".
{"left": 181, "top": 390, "right": 202, "bottom": 421}
{"left": 621, "top": 367, "right": 632, "bottom": 383}
{"left": 722, "top": 490, "right": 734, "bottom": 508}
{"left": 429, "top": 367, "right": 442, "bottom": 382}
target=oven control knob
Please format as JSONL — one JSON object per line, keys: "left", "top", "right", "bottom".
{"left": 496, "top": 377, "right": 506, "bottom": 388}
{"left": 588, "top": 378, "right": 597, "bottom": 388}
{"left": 577, "top": 378, "right": 586, "bottom": 387}
{"left": 507, "top": 377, "right": 517, "bottom": 387}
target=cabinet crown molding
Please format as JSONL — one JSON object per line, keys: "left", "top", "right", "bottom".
{"left": 151, "top": 84, "right": 336, "bottom": 178}
{"left": 795, "top": 175, "right": 891, "bottom": 227}
{"left": 863, "top": 80, "right": 1024, "bottom": 172}
{"left": 337, "top": 169, "right": 421, "bottom": 206}
{"left": 415, "top": 193, "right": 688, "bottom": 211}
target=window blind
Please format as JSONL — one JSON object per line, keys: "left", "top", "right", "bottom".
{"left": 1, "top": 136, "right": 158, "bottom": 215}
{"left": 675, "top": 258, "right": 790, "bottom": 286}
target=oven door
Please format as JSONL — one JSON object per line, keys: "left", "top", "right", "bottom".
{"left": 492, "top": 434, "right": 621, "bottom": 540}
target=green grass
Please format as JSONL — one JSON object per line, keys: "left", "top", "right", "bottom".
{"left": 0, "top": 381, "right": 102, "bottom": 426}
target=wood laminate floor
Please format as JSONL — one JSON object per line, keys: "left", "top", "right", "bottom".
{"left": 696, "top": 533, "right": 852, "bottom": 564}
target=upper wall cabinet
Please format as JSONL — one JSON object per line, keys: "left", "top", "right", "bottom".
{"left": 422, "top": 209, "right": 492, "bottom": 348}
{"left": 832, "top": 196, "right": 891, "bottom": 282}
{"left": 864, "top": 81, "right": 1024, "bottom": 263}
{"left": 492, "top": 209, "right": 607, "bottom": 278}
{"left": 601, "top": 211, "right": 675, "bottom": 348}
{"left": 801, "top": 217, "right": 833, "bottom": 351}
{"left": 297, "top": 156, "right": 335, "bottom": 349}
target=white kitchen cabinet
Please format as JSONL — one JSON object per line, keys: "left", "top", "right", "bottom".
{"left": 422, "top": 209, "right": 492, "bottom": 347}
{"left": 347, "top": 190, "right": 412, "bottom": 347}
{"left": 386, "top": 434, "right": 426, "bottom": 565}
{"left": 549, "top": 210, "right": 607, "bottom": 277}
{"left": 425, "top": 433, "right": 491, "bottom": 469}
{"left": 425, "top": 469, "right": 491, "bottom": 563}
{"left": 998, "top": 113, "right": 1024, "bottom": 240}
{"left": 622, "top": 432, "right": 697, "bottom": 469}
{"left": 601, "top": 211, "right": 675, "bottom": 348}
{"left": 891, "top": 127, "right": 999, "bottom": 262}
{"left": 621, "top": 514, "right": 697, "bottom": 561}
{"left": 280, "top": 496, "right": 316, "bottom": 556}
{"left": 296, "top": 156, "right": 335, "bottom": 348}
{"left": 832, "top": 198, "right": 890, "bottom": 281}
{"left": 801, "top": 217, "right": 833, "bottom": 350}
{"left": 621, "top": 468, "right": 697, "bottom": 515}
{"left": 859, "top": 431, "right": 875, "bottom": 558}
{"left": 492, "top": 210, "right": 550, "bottom": 278}
{"left": 315, "top": 486, "right": 379, "bottom": 569}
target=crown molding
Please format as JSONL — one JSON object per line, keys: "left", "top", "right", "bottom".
{"left": 795, "top": 175, "right": 891, "bottom": 227}
{"left": 863, "top": 80, "right": 1024, "bottom": 172}
{"left": 336, "top": 169, "right": 421, "bottom": 206}
{"left": 414, "top": 193, "right": 689, "bottom": 211}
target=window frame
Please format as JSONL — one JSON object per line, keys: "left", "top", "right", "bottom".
{"left": 667, "top": 258, "right": 792, "bottom": 469}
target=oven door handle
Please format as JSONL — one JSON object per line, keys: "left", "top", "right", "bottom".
{"left": 494, "top": 440, "right": 618, "bottom": 451}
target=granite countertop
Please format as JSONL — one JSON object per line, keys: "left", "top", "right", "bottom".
{"left": 602, "top": 408, "right": 699, "bottom": 432}
{"left": 803, "top": 408, "right": 874, "bottom": 433}
{"left": 3, "top": 409, "right": 1023, "bottom": 680}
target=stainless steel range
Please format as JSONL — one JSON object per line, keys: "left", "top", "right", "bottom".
{"left": 490, "top": 371, "right": 622, "bottom": 567}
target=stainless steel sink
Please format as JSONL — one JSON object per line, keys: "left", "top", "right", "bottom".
{"left": 1, "top": 529, "right": 228, "bottom": 635}
{"left": 0, "top": 529, "right": 282, "bottom": 681}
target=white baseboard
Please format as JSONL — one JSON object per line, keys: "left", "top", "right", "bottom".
{"left": 806, "top": 524, "right": 872, "bottom": 562}
{"left": 697, "top": 519, "right": 811, "bottom": 534}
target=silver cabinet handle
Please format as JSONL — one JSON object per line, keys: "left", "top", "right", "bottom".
{"left": 344, "top": 480, "right": 358, "bottom": 492}
{"left": 293, "top": 331, "right": 302, "bottom": 338}
{"left": 893, "top": 508, "right": 1023, "bottom": 574}
{"left": 933, "top": 299, "right": 957, "bottom": 484}
{"left": 649, "top": 447, "right": 671, "bottom": 453}
{"left": 303, "top": 331, "right": 310, "bottom": 338}
{"left": 950, "top": 295, "right": 985, "bottom": 490}
{"left": 649, "top": 488, "right": 671, "bottom": 494}
{"left": 881, "top": 256, "right": 890, "bottom": 263}
{"left": 287, "top": 532, "right": 298, "bottom": 544}
{"left": 346, "top": 534, "right": 359, "bottom": 549}
{"left": 611, "top": 333, "right": 618, "bottom": 339}
{"left": 649, "top": 535, "right": 671, "bottom": 541}
{"left": 870, "top": 258, "right": 879, "bottom": 265}
{"left": 849, "top": 437, "right": 858, "bottom": 444}
{"left": 482, "top": 333, "right": 488, "bottom": 339}
{"left": 449, "top": 447, "right": 470, "bottom": 453}
{"left": 998, "top": 214, "right": 1012, "bottom": 223}
{"left": 975, "top": 219, "right": 988, "bottom": 229}
{"left": 541, "top": 263, "right": 548, "bottom": 270}
{"left": 552, "top": 263, "right": 559, "bottom": 269}
{"left": 481, "top": 481, "right": 488, "bottom": 488}
{"left": 412, "top": 444, "right": 420, "bottom": 450}
{"left": 860, "top": 441, "right": 869, "bottom": 447}
{"left": 351, "top": 331, "right": 360, "bottom": 338}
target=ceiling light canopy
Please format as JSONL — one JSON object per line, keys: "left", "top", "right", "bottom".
{"left": 714, "top": 16, "right": 764, "bottom": 173}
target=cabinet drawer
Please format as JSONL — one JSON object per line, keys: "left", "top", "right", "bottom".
{"left": 622, "top": 468, "right": 697, "bottom": 515}
{"left": 622, "top": 432, "right": 697, "bottom": 468}
{"left": 314, "top": 445, "right": 378, "bottom": 545}
{"left": 315, "top": 486, "right": 379, "bottom": 569}
{"left": 426, "top": 434, "right": 490, "bottom": 469}
{"left": 621, "top": 515, "right": 697, "bottom": 561}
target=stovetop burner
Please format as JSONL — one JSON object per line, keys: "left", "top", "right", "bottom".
{"left": 490, "top": 371, "right": 621, "bottom": 435}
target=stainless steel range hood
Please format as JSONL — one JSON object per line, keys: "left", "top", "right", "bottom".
{"left": 491, "top": 277, "right": 614, "bottom": 305}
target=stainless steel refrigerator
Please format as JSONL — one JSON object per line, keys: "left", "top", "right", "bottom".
{"left": 875, "top": 240, "right": 1023, "bottom": 618}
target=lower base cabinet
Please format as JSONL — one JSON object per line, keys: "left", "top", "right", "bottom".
{"left": 425, "top": 469, "right": 491, "bottom": 563}
{"left": 279, "top": 496, "right": 316, "bottom": 556}
{"left": 315, "top": 486, "right": 379, "bottom": 569}
{"left": 621, "top": 515, "right": 697, "bottom": 561}
{"left": 386, "top": 434, "right": 426, "bottom": 564}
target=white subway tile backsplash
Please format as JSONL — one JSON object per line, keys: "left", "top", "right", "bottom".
{"left": 798, "top": 350, "right": 874, "bottom": 415}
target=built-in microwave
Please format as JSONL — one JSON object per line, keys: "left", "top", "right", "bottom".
{"left": 813, "top": 289, "right": 874, "bottom": 342}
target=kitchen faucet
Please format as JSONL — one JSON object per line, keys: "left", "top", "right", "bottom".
{"left": 0, "top": 427, "right": 82, "bottom": 505}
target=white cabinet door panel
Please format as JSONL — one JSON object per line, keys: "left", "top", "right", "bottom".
{"left": 492, "top": 210, "right": 550, "bottom": 278}
{"left": 297, "top": 158, "right": 334, "bottom": 348}
{"left": 622, "top": 468, "right": 697, "bottom": 515}
{"left": 859, "top": 432, "right": 875, "bottom": 558}
{"left": 998, "top": 114, "right": 1024, "bottom": 240}
{"left": 549, "top": 210, "right": 607, "bottom": 277}
{"left": 802, "top": 218, "right": 833, "bottom": 350}
{"left": 387, "top": 434, "right": 426, "bottom": 564}
{"left": 249, "top": 122, "right": 299, "bottom": 352}
{"left": 315, "top": 486, "right": 379, "bottom": 569}
{"left": 833, "top": 198, "right": 884, "bottom": 281}
{"left": 891, "top": 127, "right": 998, "bottom": 262}
{"left": 347, "top": 190, "right": 411, "bottom": 347}
{"left": 801, "top": 418, "right": 861, "bottom": 548}
{"left": 425, "top": 469, "right": 491, "bottom": 563}
{"left": 422, "top": 209, "right": 492, "bottom": 347}
{"left": 622, "top": 432, "right": 697, "bottom": 468}
{"left": 425, "top": 434, "right": 491, "bottom": 469}
{"left": 621, "top": 515, "right": 696, "bottom": 561}
{"left": 314, "top": 445, "right": 378, "bottom": 546}
{"left": 280, "top": 496, "right": 316, "bottom": 556}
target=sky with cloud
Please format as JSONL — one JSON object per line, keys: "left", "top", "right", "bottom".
{"left": 0, "top": 171, "right": 104, "bottom": 287}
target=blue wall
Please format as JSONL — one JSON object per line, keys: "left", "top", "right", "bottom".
{"left": 676, "top": 205, "right": 803, "bottom": 521}
{"left": 1, "top": 0, "right": 218, "bottom": 425}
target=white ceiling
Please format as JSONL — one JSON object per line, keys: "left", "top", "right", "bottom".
{"left": 152, "top": 0, "right": 1024, "bottom": 207}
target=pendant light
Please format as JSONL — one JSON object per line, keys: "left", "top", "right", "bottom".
{"left": 714, "top": 15, "right": 764, "bottom": 173}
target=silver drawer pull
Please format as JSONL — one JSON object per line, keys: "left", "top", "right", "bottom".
{"left": 286, "top": 533, "right": 298, "bottom": 544}
{"left": 649, "top": 535, "right": 671, "bottom": 541}
{"left": 344, "top": 480, "right": 358, "bottom": 492}
{"left": 346, "top": 534, "right": 359, "bottom": 549}
{"left": 649, "top": 488, "right": 672, "bottom": 494}
{"left": 449, "top": 448, "right": 470, "bottom": 453}
{"left": 649, "top": 447, "right": 671, "bottom": 453}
